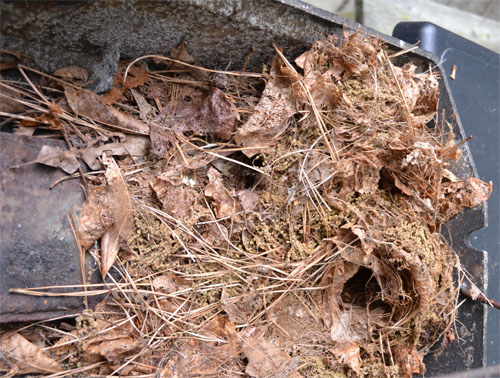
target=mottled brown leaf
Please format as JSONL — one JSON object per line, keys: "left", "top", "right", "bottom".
{"left": 0, "top": 333, "right": 62, "bottom": 374}
{"left": 440, "top": 177, "right": 493, "bottom": 220}
{"left": 205, "top": 166, "right": 241, "bottom": 219}
{"left": 0, "top": 85, "right": 25, "bottom": 113}
{"left": 100, "top": 155, "right": 134, "bottom": 277}
{"left": 53, "top": 65, "right": 88, "bottom": 82}
{"left": 24, "top": 137, "right": 149, "bottom": 174}
{"left": 330, "top": 342, "right": 361, "bottom": 375}
{"left": 153, "top": 87, "right": 239, "bottom": 140}
{"left": 78, "top": 156, "right": 133, "bottom": 276}
{"left": 240, "top": 327, "right": 293, "bottom": 378}
{"left": 235, "top": 57, "right": 297, "bottom": 157}
{"left": 65, "top": 87, "right": 149, "bottom": 134}
{"left": 394, "top": 345, "right": 424, "bottom": 378}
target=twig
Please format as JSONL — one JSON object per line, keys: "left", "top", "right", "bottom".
{"left": 461, "top": 282, "right": 500, "bottom": 310}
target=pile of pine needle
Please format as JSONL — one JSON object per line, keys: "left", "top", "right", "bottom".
{"left": 0, "top": 32, "right": 492, "bottom": 377}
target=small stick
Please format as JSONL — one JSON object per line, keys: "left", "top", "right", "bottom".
{"left": 388, "top": 42, "right": 419, "bottom": 59}
{"left": 124, "top": 54, "right": 263, "bottom": 83}
{"left": 67, "top": 214, "right": 88, "bottom": 310}
{"left": 461, "top": 282, "right": 500, "bottom": 310}
{"left": 242, "top": 46, "right": 256, "bottom": 72}
{"left": 382, "top": 50, "right": 414, "bottom": 133}
{"left": 450, "top": 65, "right": 457, "bottom": 80}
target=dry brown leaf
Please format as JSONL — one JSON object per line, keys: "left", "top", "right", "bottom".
{"left": 122, "top": 64, "right": 149, "bottom": 90}
{"left": 22, "top": 137, "right": 149, "bottom": 174}
{"left": 131, "top": 88, "right": 155, "bottom": 121}
{"left": 77, "top": 155, "right": 133, "bottom": 276}
{"left": 78, "top": 185, "right": 114, "bottom": 249}
{"left": 235, "top": 56, "right": 297, "bottom": 157}
{"left": 221, "top": 287, "right": 262, "bottom": 324}
{"left": 156, "top": 39, "right": 196, "bottom": 69}
{"left": 0, "top": 85, "right": 25, "bottom": 113}
{"left": 0, "top": 333, "right": 62, "bottom": 374}
{"left": 440, "top": 177, "right": 493, "bottom": 220}
{"left": 65, "top": 86, "right": 149, "bottom": 134}
{"left": 53, "top": 65, "right": 89, "bottom": 82}
{"left": 100, "top": 155, "right": 133, "bottom": 277}
{"left": 153, "top": 87, "right": 239, "bottom": 140}
{"left": 240, "top": 327, "right": 294, "bottom": 378}
{"left": 394, "top": 345, "right": 424, "bottom": 378}
{"left": 205, "top": 166, "right": 241, "bottom": 219}
{"left": 330, "top": 342, "right": 361, "bottom": 375}
{"left": 160, "top": 316, "right": 240, "bottom": 377}
{"left": 151, "top": 176, "right": 198, "bottom": 220}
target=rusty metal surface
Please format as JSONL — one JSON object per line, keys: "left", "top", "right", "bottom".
{"left": 0, "top": 132, "right": 99, "bottom": 323}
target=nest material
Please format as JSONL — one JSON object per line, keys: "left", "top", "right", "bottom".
{"left": 0, "top": 32, "right": 493, "bottom": 378}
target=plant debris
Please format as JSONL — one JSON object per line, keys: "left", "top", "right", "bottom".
{"left": 0, "top": 33, "right": 493, "bottom": 377}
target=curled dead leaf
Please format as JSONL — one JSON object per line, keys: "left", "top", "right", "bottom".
{"left": 330, "top": 342, "right": 361, "bottom": 375}
{"left": 0, "top": 85, "right": 26, "bottom": 113}
{"left": 153, "top": 87, "right": 239, "bottom": 140}
{"left": 440, "top": 177, "right": 493, "bottom": 220}
{"left": 205, "top": 166, "right": 241, "bottom": 220}
{"left": 77, "top": 155, "right": 133, "bottom": 276}
{"left": 21, "top": 136, "right": 149, "bottom": 174}
{"left": 240, "top": 327, "right": 295, "bottom": 378}
{"left": 394, "top": 344, "right": 424, "bottom": 378}
{"left": 0, "top": 333, "right": 62, "bottom": 374}
{"left": 100, "top": 155, "right": 133, "bottom": 277}
{"left": 53, "top": 65, "right": 89, "bottom": 82}
{"left": 65, "top": 86, "right": 149, "bottom": 134}
{"left": 235, "top": 56, "right": 297, "bottom": 157}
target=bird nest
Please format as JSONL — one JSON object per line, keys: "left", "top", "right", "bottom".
{"left": 0, "top": 32, "right": 492, "bottom": 377}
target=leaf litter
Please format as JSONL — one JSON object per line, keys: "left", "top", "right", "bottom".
{"left": 0, "top": 33, "right": 493, "bottom": 377}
